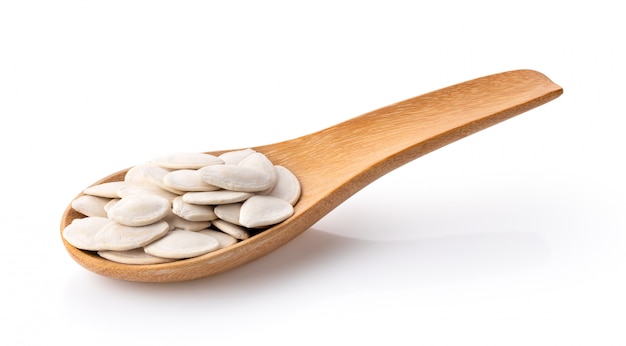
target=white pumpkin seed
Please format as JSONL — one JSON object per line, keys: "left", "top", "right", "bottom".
{"left": 94, "top": 220, "right": 170, "bottom": 251}
{"left": 213, "top": 203, "right": 242, "bottom": 225}
{"left": 218, "top": 148, "right": 256, "bottom": 165}
{"left": 238, "top": 152, "right": 277, "bottom": 187}
{"left": 124, "top": 162, "right": 151, "bottom": 183}
{"left": 107, "top": 194, "right": 170, "bottom": 227}
{"left": 263, "top": 165, "right": 301, "bottom": 205}
{"left": 144, "top": 229, "right": 220, "bottom": 259}
{"left": 125, "top": 162, "right": 184, "bottom": 195}
{"left": 163, "top": 211, "right": 212, "bottom": 231}
{"left": 83, "top": 181, "right": 127, "bottom": 198}
{"left": 171, "top": 196, "right": 217, "bottom": 222}
{"left": 152, "top": 152, "right": 223, "bottom": 169}
{"left": 211, "top": 219, "right": 250, "bottom": 240}
{"left": 162, "top": 169, "right": 221, "bottom": 192}
{"left": 239, "top": 195, "right": 294, "bottom": 228}
{"left": 198, "top": 164, "right": 274, "bottom": 192}
{"left": 104, "top": 198, "right": 119, "bottom": 212}
{"left": 197, "top": 229, "right": 238, "bottom": 248}
{"left": 71, "top": 195, "right": 111, "bottom": 218}
{"left": 62, "top": 216, "right": 113, "bottom": 251}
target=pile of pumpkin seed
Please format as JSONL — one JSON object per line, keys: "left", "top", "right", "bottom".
{"left": 62, "top": 149, "right": 301, "bottom": 264}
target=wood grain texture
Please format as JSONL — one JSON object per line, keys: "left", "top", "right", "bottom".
{"left": 60, "top": 69, "right": 563, "bottom": 282}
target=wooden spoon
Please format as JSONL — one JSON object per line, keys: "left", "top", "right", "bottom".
{"left": 60, "top": 69, "right": 563, "bottom": 282}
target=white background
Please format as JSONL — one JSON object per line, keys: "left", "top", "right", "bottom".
{"left": 1, "top": 1, "right": 624, "bottom": 345}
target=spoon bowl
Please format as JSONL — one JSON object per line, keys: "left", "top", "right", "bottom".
{"left": 61, "top": 69, "right": 562, "bottom": 282}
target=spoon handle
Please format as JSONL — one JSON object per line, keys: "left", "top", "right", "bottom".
{"left": 263, "top": 69, "right": 563, "bottom": 206}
